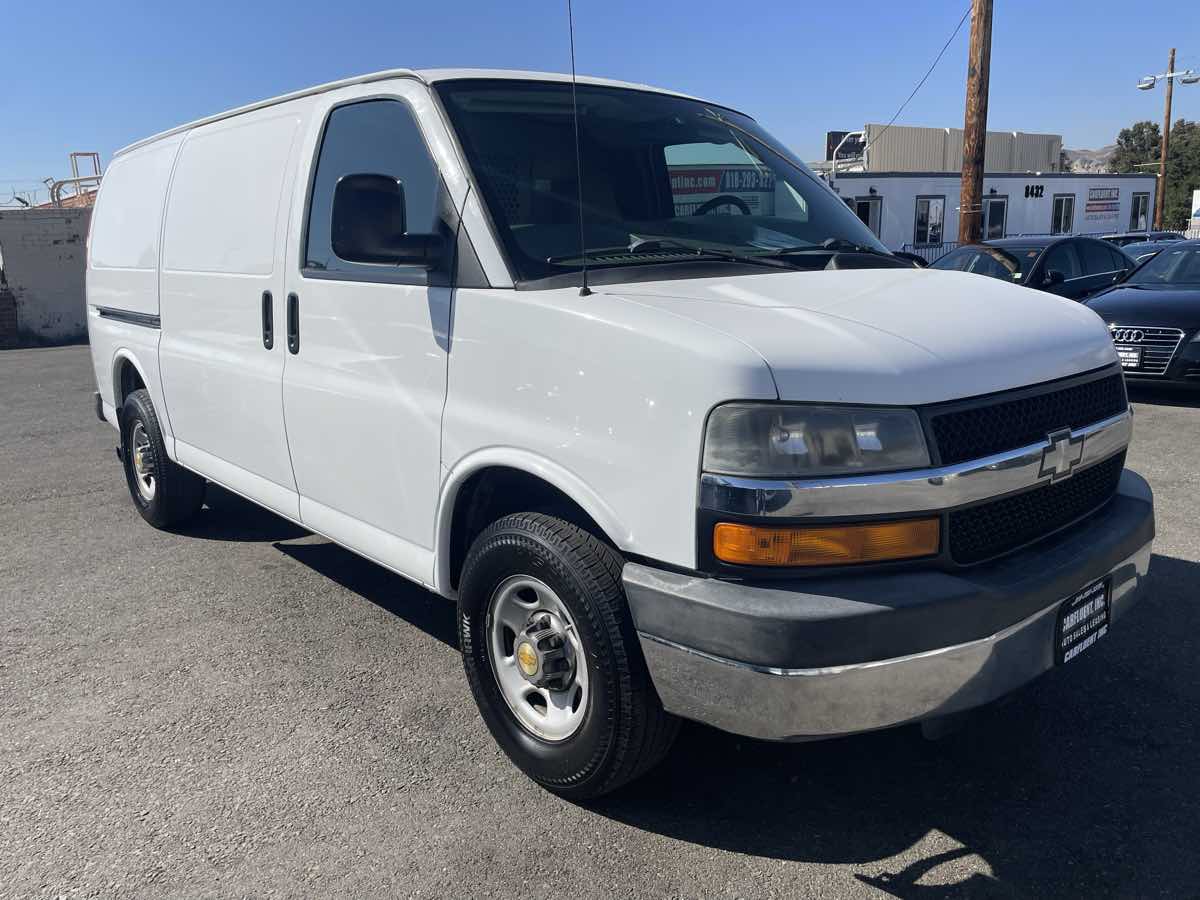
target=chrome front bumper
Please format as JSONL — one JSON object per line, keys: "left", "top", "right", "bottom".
{"left": 636, "top": 543, "right": 1149, "bottom": 740}
{"left": 627, "top": 470, "right": 1154, "bottom": 741}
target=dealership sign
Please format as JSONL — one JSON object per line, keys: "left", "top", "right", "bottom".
{"left": 826, "top": 131, "right": 866, "bottom": 161}
{"left": 668, "top": 165, "right": 777, "bottom": 215}
{"left": 670, "top": 168, "right": 775, "bottom": 194}
{"left": 1084, "top": 186, "right": 1120, "bottom": 225}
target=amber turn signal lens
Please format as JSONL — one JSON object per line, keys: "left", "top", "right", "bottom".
{"left": 713, "top": 519, "right": 940, "bottom": 567}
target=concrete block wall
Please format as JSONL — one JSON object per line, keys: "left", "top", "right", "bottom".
{"left": 0, "top": 208, "right": 92, "bottom": 346}
{"left": 0, "top": 284, "right": 17, "bottom": 349}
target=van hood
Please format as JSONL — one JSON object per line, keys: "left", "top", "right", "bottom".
{"left": 602, "top": 268, "right": 1118, "bottom": 405}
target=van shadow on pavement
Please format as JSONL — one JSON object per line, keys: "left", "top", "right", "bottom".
{"left": 273, "top": 539, "right": 460, "bottom": 649}
{"left": 177, "top": 485, "right": 1199, "bottom": 896}
{"left": 174, "top": 484, "right": 310, "bottom": 542}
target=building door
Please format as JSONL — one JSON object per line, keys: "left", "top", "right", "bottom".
{"left": 983, "top": 196, "right": 1008, "bottom": 240}
{"left": 914, "top": 196, "right": 945, "bottom": 246}
{"left": 853, "top": 196, "right": 882, "bottom": 238}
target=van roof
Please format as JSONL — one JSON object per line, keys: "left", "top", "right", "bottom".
{"left": 114, "top": 68, "right": 719, "bottom": 158}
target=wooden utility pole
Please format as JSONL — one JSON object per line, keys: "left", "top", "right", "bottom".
{"left": 1155, "top": 48, "right": 1175, "bottom": 230}
{"left": 958, "top": 0, "right": 993, "bottom": 244}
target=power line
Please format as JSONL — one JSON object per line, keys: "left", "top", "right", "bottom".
{"left": 869, "top": 5, "right": 973, "bottom": 151}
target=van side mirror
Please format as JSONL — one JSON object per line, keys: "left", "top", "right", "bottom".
{"left": 331, "top": 173, "right": 443, "bottom": 268}
{"left": 1044, "top": 269, "right": 1066, "bottom": 286}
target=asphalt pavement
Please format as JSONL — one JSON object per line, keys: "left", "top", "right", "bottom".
{"left": 2, "top": 345, "right": 1198, "bottom": 898}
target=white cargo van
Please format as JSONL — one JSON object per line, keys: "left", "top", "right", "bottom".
{"left": 87, "top": 69, "right": 1154, "bottom": 799}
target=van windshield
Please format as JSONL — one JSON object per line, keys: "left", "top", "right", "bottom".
{"left": 435, "top": 79, "right": 888, "bottom": 284}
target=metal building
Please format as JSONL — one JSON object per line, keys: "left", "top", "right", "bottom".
{"left": 823, "top": 124, "right": 1063, "bottom": 174}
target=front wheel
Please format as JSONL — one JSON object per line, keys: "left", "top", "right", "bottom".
{"left": 458, "top": 513, "right": 678, "bottom": 800}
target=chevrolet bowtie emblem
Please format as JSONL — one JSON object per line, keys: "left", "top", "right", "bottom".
{"left": 1039, "top": 428, "right": 1085, "bottom": 482}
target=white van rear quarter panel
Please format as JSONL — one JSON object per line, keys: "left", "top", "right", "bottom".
{"left": 86, "top": 311, "right": 171, "bottom": 438}
{"left": 87, "top": 135, "right": 183, "bottom": 318}
{"left": 87, "top": 134, "right": 184, "bottom": 426}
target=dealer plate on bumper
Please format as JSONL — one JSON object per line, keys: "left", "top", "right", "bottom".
{"left": 1115, "top": 345, "right": 1143, "bottom": 370}
{"left": 1055, "top": 576, "right": 1111, "bottom": 664}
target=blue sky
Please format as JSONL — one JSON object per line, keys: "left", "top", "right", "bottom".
{"left": 2, "top": 0, "right": 1197, "bottom": 203}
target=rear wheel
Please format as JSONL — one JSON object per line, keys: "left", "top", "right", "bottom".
{"left": 459, "top": 513, "right": 678, "bottom": 800}
{"left": 120, "top": 389, "right": 205, "bottom": 528}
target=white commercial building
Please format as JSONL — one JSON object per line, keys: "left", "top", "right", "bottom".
{"left": 826, "top": 171, "right": 1158, "bottom": 256}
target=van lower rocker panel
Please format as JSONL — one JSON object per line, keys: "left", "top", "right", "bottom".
{"left": 297, "top": 497, "right": 436, "bottom": 589}
{"left": 174, "top": 440, "right": 301, "bottom": 521}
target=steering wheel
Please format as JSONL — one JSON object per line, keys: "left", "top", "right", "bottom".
{"left": 692, "top": 194, "right": 752, "bottom": 216}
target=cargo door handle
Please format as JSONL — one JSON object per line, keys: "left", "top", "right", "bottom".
{"left": 286, "top": 293, "right": 299, "bottom": 354}
{"left": 261, "top": 291, "right": 274, "bottom": 349}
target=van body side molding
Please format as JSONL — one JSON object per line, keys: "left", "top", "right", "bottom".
{"left": 93, "top": 306, "right": 162, "bottom": 329}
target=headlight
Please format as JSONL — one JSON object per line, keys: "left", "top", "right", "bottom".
{"left": 703, "top": 403, "right": 930, "bottom": 478}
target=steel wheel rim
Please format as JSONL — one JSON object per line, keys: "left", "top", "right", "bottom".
{"left": 487, "top": 575, "right": 588, "bottom": 742}
{"left": 130, "top": 422, "right": 156, "bottom": 502}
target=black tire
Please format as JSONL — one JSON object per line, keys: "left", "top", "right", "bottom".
{"left": 459, "top": 513, "right": 679, "bottom": 800}
{"left": 120, "top": 389, "right": 206, "bottom": 528}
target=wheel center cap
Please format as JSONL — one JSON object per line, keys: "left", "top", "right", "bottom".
{"left": 515, "top": 640, "right": 539, "bottom": 677}
{"left": 515, "top": 613, "right": 575, "bottom": 690}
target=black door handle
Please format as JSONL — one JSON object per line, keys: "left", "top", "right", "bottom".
{"left": 287, "top": 293, "right": 299, "bottom": 354}
{"left": 261, "top": 291, "right": 274, "bottom": 349}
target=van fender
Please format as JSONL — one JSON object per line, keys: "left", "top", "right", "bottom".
{"left": 109, "top": 347, "right": 177, "bottom": 455}
{"left": 434, "top": 447, "right": 632, "bottom": 596}
{"left": 111, "top": 347, "right": 150, "bottom": 404}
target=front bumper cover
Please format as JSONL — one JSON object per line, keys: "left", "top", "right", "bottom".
{"left": 624, "top": 469, "right": 1154, "bottom": 741}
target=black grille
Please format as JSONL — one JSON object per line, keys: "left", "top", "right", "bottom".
{"left": 930, "top": 373, "right": 1127, "bottom": 466}
{"left": 948, "top": 452, "right": 1125, "bottom": 565}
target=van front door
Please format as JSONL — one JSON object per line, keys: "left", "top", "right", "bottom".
{"left": 280, "top": 89, "right": 453, "bottom": 584}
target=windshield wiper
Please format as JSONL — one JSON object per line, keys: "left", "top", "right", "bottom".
{"left": 628, "top": 237, "right": 802, "bottom": 270}
{"left": 546, "top": 238, "right": 801, "bottom": 271}
{"left": 772, "top": 238, "right": 896, "bottom": 259}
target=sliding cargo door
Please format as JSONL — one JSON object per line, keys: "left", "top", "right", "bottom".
{"left": 159, "top": 104, "right": 311, "bottom": 518}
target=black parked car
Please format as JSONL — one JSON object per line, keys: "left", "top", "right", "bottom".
{"left": 930, "top": 235, "right": 1134, "bottom": 300}
{"left": 1102, "top": 231, "right": 1184, "bottom": 247}
{"left": 1086, "top": 240, "right": 1200, "bottom": 387}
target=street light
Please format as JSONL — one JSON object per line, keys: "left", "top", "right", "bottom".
{"left": 1137, "top": 69, "right": 1197, "bottom": 89}
{"left": 1135, "top": 50, "right": 1196, "bottom": 229}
